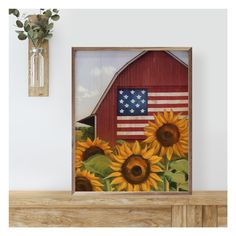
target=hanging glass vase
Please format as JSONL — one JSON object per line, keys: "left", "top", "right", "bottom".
{"left": 30, "top": 47, "right": 45, "bottom": 88}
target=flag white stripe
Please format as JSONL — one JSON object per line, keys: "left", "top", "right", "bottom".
{"left": 117, "top": 115, "right": 188, "bottom": 120}
{"left": 117, "top": 116, "right": 154, "bottom": 120}
{"left": 117, "top": 123, "right": 148, "bottom": 128}
{"left": 148, "top": 107, "right": 188, "bottom": 112}
{"left": 117, "top": 131, "right": 145, "bottom": 136}
{"left": 148, "top": 99, "right": 188, "bottom": 104}
{"left": 148, "top": 92, "right": 188, "bottom": 97}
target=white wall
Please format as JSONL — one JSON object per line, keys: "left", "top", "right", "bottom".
{"left": 9, "top": 9, "right": 227, "bottom": 190}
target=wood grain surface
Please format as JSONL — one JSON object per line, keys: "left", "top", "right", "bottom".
{"left": 9, "top": 191, "right": 227, "bottom": 227}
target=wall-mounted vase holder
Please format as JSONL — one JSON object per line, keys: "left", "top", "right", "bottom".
{"left": 28, "top": 16, "right": 49, "bottom": 97}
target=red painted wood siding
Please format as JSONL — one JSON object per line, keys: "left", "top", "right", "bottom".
{"left": 96, "top": 51, "right": 188, "bottom": 145}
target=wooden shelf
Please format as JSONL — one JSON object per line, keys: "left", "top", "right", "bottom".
{"left": 9, "top": 191, "right": 227, "bottom": 227}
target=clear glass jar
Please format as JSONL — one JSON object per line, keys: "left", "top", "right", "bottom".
{"left": 30, "top": 47, "right": 45, "bottom": 88}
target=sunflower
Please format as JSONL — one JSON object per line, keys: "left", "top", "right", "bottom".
{"left": 107, "top": 141, "right": 163, "bottom": 191}
{"left": 143, "top": 109, "right": 188, "bottom": 160}
{"left": 75, "top": 169, "right": 103, "bottom": 191}
{"left": 75, "top": 137, "right": 112, "bottom": 168}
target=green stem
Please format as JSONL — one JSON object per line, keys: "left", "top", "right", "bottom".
{"left": 164, "top": 157, "right": 170, "bottom": 191}
{"left": 177, "top": 184, "right": 180, "bottom": 192}
{"left": 28, "top": 32, "right": 37, "bottom": 48}
{"left": 165, "top": 157, "right": 170, "bottom": 171}
{"left": 105, "top": 179, "right": 111, "bottom": 191}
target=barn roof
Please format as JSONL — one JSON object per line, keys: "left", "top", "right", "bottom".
{"left": 78, "top": 50, "right": 188, "bottom": 125}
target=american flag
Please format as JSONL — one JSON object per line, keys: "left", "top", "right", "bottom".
{"left": 116, "top": 87, "right": 188, "bottom": 140}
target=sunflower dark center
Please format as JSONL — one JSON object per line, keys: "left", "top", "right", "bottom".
{"left": 121, "top": 155, "right": 150, "bottom": 184}
{"left": 82, "top": 146, "right": 104, "bottom": 161}
{"left": 156, "top": 123, "right": 180, "bottom": 147}
{"left": 75, "top": 176, "right": 93, "bottom": 191}
{"left": 131, "top": 166, "right": 142, "bottom": 176}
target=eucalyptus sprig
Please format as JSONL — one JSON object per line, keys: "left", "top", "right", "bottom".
{"left": 9, "top": 9, "right": 60, "bottom": 48}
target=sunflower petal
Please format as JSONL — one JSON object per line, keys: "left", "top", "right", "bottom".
{"left": 164, "top": 109, "right": 169, "bottom": 120}
{"left": 133, "top": 184, "right": 140, "bottom": 191}
{"left": 148, "top": 121, "right": 158, "bottom": 128}
{"left": 78, "top": 141, "right": 90, "bottom": 148}
{"left": 143, "top": 135, "right": 155, "bottom": 143}
{"left": 142, "top": 147, "right": 155, "bottom": 159}
{"left": 117, "top": 181, "right": 128, "bottom": 191}
{"left": 118, "top": 145, "right": 127, "bottom": 157}
{"left": 94, "top": 186, "right": 103, "bottom": 191}
{"left": 150, "top": 173, "right": 163, "bottom": 182}
{"left": 145, "top": 126, "right": 157, "bottom": 132}
{"left": 132, "top": 141, "right": 141, "bottom": 155}
{"left": 148, "top": 177, "right": 158, "bottom": 190}
{"left": 160, "top": 146, "right": 167, "bottom": 157}
{"left": 110, "top": 165, "right": 121, "bottom": 171}
{"left": 149, "top": 155, "right": 162, "bottom": 164}
{"left": 87, "top": 137, "right": 93, "bottom": 145}
{"left": 157, "top": 113, "right": 166, "bottom": 124}
{"left": 141, "top": 182, "right": 148, "bottom": 191}
{"left": 127, "top": 183, "right": 133, "bottom": 191}
{"left": 173, "top": 144, "right": 181, "bottom": 156}
{"left": 169, "top": 109, "right": 174, "bottom": 121}
{"left": 90, "top": 180, "right": 104, "bottom": 187}
{"left": 106, "top": 172, "right": 122, "bottom": 178}
{"left": 166, "top": 147, "right": 173, "bottom": 160}
{"left": 111, "top": 177, "right": 125, "bottom": 185}
{"left": 151, "top": 165, "right": 163, "bottom": 172}
{"left": 124, "top": 143, "right": 133, "bottom": 156}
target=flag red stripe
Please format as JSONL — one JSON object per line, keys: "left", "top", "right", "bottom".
{"left": 148, "top": 96, "right": 188, "bottom": 100}
{"left": 148, "top": 87, "right": 188, "bottom": 92}
{"left": 117, "top": 127, "right": 146, "bottom": 131}
{"left": 116, "top": 135, "right": 146, "bottom": 140}
{"left": 148, "top": 111, "right": 188, "bottom": 115}
{"left": 148, "top": 103, "right": 188, "bottom": 108}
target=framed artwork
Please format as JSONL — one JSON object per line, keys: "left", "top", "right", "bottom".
{"left": 72, "top": 47, "right": 192, "bottom": 194}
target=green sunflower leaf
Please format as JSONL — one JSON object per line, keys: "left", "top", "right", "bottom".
{"left": 164, "top": 171, "right": 186, "bottom": 184}
{"left": 115, "top": 139, "right": 126, "bottom": 145}
{"left": 83, "top": 154, "right": 113, "bottom": 178}
{"left": 178, "top": 182, "right": 189, "bottom": 191}
{"left": 169, "top": 159, "right": 188, "bottom": 174}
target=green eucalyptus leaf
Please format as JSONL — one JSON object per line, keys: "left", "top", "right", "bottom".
{"left": 47, "top": 22, "right": 54, "bottom": 30}
{"left": 24, "top": 20, "right": 30, "bottom": 32}
{"left": 13, "top": 9, "right": 20, "bottom": 17}
{"left": 43, "top": 33, "right": 53, "bottom": 40}
{"left": 170, "top": 159, "right": 188, "bottom": 174}
{"left": 164, "top": 171, "right": 186, "bottom": 184}
{"left": 44, "top": 9, "right": 52, "bottom": 18}
{"left": 32, "top": 25, "right": 41, "bottom": 30}
{"left": 16, "top": 20, "right": 23, "bottom": 28}
{"left": 9, "top": 9, "right": 16, "bottom": 15}
{"left": 83, "top": 154, "right": 112, "bottom": 178}
{"left": 52, "top": 9, "right": 59, "bottom": 13}
{"left": 51, "top": 14, "right": 60, "bottom": 21}
{"left": 18, "top": 32, "right": 27, "bottom": 40}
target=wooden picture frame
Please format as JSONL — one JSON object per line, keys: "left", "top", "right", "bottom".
{"left": 72, "top": 47, "right": 192, "bottom": 194}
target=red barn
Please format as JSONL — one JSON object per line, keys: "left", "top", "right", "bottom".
{"left": 79, "top": 51, "right": 189, "bottom": 145}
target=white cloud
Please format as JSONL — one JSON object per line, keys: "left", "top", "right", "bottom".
{"left": 77, "top": 86, "right": 99, "bottom": 99}
{"left": 90, "top": 66, "right": 117, "bottom": 78}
